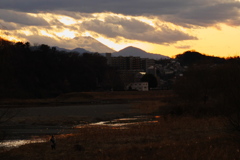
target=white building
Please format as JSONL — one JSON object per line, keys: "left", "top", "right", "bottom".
{"left": 125, "top": 82, "right": 148, "bottom": 91}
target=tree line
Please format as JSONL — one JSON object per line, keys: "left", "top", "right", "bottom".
{"left": 0, "top": 38, "right": 121, "bottom": 98}
{"left": 174, "top": 51, "right": 240, "bottom": 113}
{"left": 172, "top": 50, "right": 240, "bottom": 129}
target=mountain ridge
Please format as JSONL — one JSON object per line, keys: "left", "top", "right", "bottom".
{"left": 73, "top": 36, "right": 115, "bottom": 53}
{"left": 55, "top": 45, "right": 169, "bottom": 59}
{"left": 112, "top": 46, "right": 169, "bottom": 59}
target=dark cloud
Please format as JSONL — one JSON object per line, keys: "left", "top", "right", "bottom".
{"left": 104, "top": 16, "right": 153, "bottom": 33}
{"left": 53, "top": 10, "right": 94, "bottom": 20}
{"left": 0, "top": 9, "right": 48, "bottom": 26}
{"left": 82, "top": 17, "right": 197, "bottom": 44}
{"left": 0, "top": 0, "right": 200, "bottom": 15}
{"left": 0, "top": 0, "right": 199, "bottom": 14}
{"left": 1, "top": 0, "right": 240, "bottom": 52}
{"left": 0, "top": 20, "right": 22, "bottom": 30}
{"left": 163, "top": 1, "right": 240, "bottom": 27}
{"left": 1, "top": 0, "right": 240, "bottom": 27}
{"left": 175, "top": 45, "right": 192, "bottom": 49}
{"left": 21, "top": 35, "right": 59, "bottom": 45}
{"left": 82, "top": 16, "right": 155, "bottom": 38}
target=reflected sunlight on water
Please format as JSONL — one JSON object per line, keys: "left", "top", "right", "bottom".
{"left": 74, "top": 115, "right": 159, "bottom": 129}
{"left": 0, "top": 139, "right": 46, "bottom": 149}
{"left": 1, "top": 115, "right": 160, "bottom": 150}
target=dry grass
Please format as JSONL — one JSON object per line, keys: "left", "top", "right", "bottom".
{"left": 0, "top": 90, "right": 173, "bottom": 106}
{"left": 132, "top": 100, "right": 168, "bottom": 114}
{"left": 54, "top": 90, "right": 173, "bottom": 105}
{"left": 1, "top": 115, "right": 240, "bottom": 160}
{"left": 1, "top": 91, "right": 240, "bottom": 159}
{"left": 88, "top": 90, "right": 172, "bottom": 100}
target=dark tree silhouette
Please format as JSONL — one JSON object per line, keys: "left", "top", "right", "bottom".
{"left": 176, "top": 50, "right": 225, "bottom": 66}
{"left": 141, "top": 74, "right": 158, "bottom": 89}
{"left": 173, "top": 57, "right": 240, "bottom": 121}
{"left": 0, "top": 38, "right": 113, "bottom": 98}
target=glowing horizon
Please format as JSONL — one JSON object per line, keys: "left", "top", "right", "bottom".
{"left": 1, "top": 8, "right": 240, "bottom": 58}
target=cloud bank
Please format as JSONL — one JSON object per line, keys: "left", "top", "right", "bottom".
{"left": 1, "top": 0, "right": 240, "bottom": 27}
{"left": 1, "top": 0, "right": 240, "bottom": 54}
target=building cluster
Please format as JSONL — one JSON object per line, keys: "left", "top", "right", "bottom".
{"left": 105, "top": 53, "right": 184, "bottom": 91}
{"left": 106, "top": 53, "right": 155, "bottom": 71}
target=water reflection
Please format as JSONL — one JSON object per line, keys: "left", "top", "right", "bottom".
{"left": 74, "top": 115, "right": 159, "bottom": 129}
{"left": 0, "top": 139, "right": 46, "bottom": 149}
{"left": 0, "top": 115, "right": 160, "bottom": 149}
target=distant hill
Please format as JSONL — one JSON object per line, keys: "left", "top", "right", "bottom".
{"left": 54, "top": 36, "right": 115, "bottom": 54}
{"left": 73, "top": 36, "right": 115, "bottom": 53}
{"left": 55, "top": 41, "right": 169, "bottom": 59}
{"left": 54, "top": 46, "right": 90, "bottom": 54}
{"left": 72, "top": 48, "right": 90, "bottom": 53}
{"left": 54, "top": 46, "right": 70, "bottom": 52}
{"left": 176, "top": 50, "right": 225, "bottom": 66}
{"left": 112, "top": 46, "right": 169, "bottom": 59}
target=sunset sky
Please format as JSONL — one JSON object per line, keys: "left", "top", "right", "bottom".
{"left": 1, "top": 0, "right": 240, "bottom": 57}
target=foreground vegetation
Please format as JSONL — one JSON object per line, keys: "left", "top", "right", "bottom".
{"left": 1, "top": 90, "right": 240, "bottom": 160}
{"left": 1, "top": 115, "right": 239, "bottom": 160}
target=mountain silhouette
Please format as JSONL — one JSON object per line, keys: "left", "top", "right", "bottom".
{"left": 73, "top": 36, "right": 115, "bottom": 53}
{"left": 72, "top": 48, "right": 90, "bottom": 53}
{"left": 112, "top": 46, "right": 169, "bottom": 59}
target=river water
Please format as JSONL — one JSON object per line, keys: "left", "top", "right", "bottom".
{"left": 0, "top": 115, "right": 159, "bottom": 149}
{"left": 0, "top": 103, "right": 147, "bottom": 149}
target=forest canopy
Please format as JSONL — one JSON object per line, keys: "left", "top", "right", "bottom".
{"left": 0, "top": 38, "right": 121, "bottom": 98}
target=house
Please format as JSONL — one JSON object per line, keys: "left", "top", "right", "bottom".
{"left": 125, "top": 82, "right": 148, "bottom": 91}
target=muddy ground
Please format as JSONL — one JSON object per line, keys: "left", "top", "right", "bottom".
{"left": 1, "top": 103, "right": 139, "bottom": 140}
{"left": 0, "top": 91, "right": 169, "bottom": 140}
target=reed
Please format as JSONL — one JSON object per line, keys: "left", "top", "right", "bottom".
{"left": 1, "top": 115, "right": 239, "bottom": 160}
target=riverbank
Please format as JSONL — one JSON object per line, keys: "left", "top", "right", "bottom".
{"left": 0, "top": 103, "right": 138, "bottom": 141}
{"left": 1, "top": 90, "right": 239, "bottom": 159}
{"left": 0, "top": 90, "right": 170, "bottom": 151}
{"left": 0, "top": 90, "right": 173, "bottom": 106}
{"left": 1, "top": 115, "right": 239, "bottom": 160}
{"left": 0, "top": 90, "right": 171, "bottom": 140}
